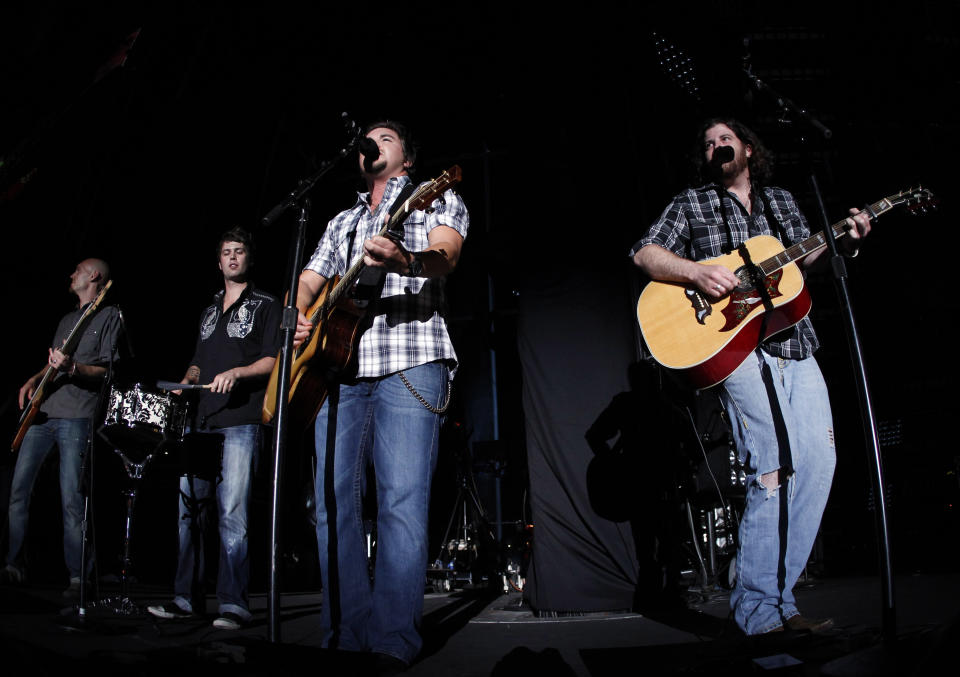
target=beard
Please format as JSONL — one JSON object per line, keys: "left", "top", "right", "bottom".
{"left": 705, "top": 148, "right": 750, "bottom": 184}
{"left": 363, "top": 156, "right": 388, "bottom": 175}
{"left": 721, "top": 151, "right": 750, "bottom": 180}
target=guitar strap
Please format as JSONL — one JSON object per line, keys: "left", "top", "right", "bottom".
{"left": 713, "top": 185, "right": 739, "bottom": 255}
{"left": 713, "top": 184, "right": 777, "bottom": 342}
{"left": 349, "top": 181, "right": 419, "bottom": 303}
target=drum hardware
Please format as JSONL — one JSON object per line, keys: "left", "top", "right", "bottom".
{"left": 88, "top": 382, "right": 187, "bottom": 616}
{"left": 428, "top": 444, "right": 500, "bottom": 592}
{"left": 100, "top": 382, "right": 187, "bottom": 465}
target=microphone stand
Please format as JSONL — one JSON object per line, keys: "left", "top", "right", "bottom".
{"left": 744, "top": 69, "right": 896, "bottom": 645}
{"left": 260, "top": 114, "right": 362, "bottom": 642}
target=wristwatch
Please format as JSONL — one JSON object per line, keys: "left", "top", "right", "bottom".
{"left": 406, "top": 252, "right": 424, "bottom": 277}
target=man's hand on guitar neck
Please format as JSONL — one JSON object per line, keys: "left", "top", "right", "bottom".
{"left": 842, "top": 207, "right": 872, "bottom": 257}
{"left": 48, "top": 348, "right": 75, "bottom": 377}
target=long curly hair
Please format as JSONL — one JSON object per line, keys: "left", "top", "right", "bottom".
{"left": 692, "top": 117, "right": 774, "bottom": 186}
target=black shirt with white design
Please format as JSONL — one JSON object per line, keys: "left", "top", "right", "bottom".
{"left": 190, "top": 283, "right": 281, "bottom": 429}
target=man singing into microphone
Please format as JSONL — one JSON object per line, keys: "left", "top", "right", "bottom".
{"left": 293, "top": 120, "right": 468, "bottom": 672}
{"left": 631, "top": 118, "right": 872, "bottom": 635}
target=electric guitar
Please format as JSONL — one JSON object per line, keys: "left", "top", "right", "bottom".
{"left": 262, "top": 166, "right": 463, "bottom": 429}
{"left": 12, "top": 280, "right": 114, "bottom": 452}
{"left": 636, "top": 187, "right": 935, "bottom": 389}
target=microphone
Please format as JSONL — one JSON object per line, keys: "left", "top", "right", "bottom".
{"left": 359, "top": 137, "right": 380, "bottom": 172}
{"left": 712, "top": 145, "right": 735, "bottom": 165}
{"left": 117, "top": 307, "right": 135, "bottom": 358}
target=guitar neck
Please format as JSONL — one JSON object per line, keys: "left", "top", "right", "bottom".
{"left": 313, "top": 201, "right": 410, "bottom": 319}
{"left": 758, "top": 195, "right": 895, "bottom": 274}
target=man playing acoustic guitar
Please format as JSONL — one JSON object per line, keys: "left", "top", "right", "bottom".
{"left": 292, "top": 120, "right": 468, "bottom": 672}
{"left": 631, "top": 118, "right": 871, "bottom": 636}
{"left": 2, "top": 258, "right": 121, "bottom": 596}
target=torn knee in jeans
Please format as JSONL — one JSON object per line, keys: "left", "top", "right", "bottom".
{"left": 758, "top": 469, "right": 780, "bottom": 498}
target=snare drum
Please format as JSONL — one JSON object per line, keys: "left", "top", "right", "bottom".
{"left": 100, "top": 382, "right": 186, "bottom": 459}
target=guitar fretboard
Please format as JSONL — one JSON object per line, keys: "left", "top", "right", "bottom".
{"left": 759, "top": 196, "right": 898, "bottom": 275}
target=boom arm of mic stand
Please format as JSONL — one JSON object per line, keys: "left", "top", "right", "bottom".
{"left": 743, "top": 68, "right": 833, "bottom": 140}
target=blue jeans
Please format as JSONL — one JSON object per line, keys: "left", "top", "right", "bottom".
{"left": 5, "top": 417, "right": 90, "bottom": 580}
{"left": 314, "top": 362, "right": 447, "bottom": 665}
{"left": 721, "top": 350, "right": 836, "bottom": 634}
{"left": 173, "top": 423, "right": 261, "bottom": 620}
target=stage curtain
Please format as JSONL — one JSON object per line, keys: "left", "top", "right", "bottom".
{"left": 516, "top": 265, "right": 642, "bottom": 614}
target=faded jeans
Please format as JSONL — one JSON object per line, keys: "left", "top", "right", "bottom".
{"left": 173, "top": 423, "right": 261, "bottom": 620}
{"left": 5, "top": 417, "right": 90, "bottom": 580}
{"left": 721, "top": 350, "right": 836, "bottom": 635}
{"left": 314, "top": 362, "right": 447, "bottom": 665}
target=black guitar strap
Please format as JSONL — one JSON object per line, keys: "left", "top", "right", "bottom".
{"left": 348, "top": 181, "right": 419, "bottom": 304}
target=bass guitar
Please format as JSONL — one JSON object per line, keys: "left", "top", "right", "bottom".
{"left": 636, "top": 187, "right": 935, "bottom": 389}
{"left": 12, "top": 279, "right": 114, "bottom": 452}
{"left": 262, "top": 166, "right": 463, "bottom": 429}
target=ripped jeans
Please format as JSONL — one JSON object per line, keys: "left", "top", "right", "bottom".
{"left": 721, "top": 349, "right": 836, "bottom": 635}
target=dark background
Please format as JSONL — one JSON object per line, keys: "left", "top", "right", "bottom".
{"left": 2, "top": 2, "right": 958, "bottom": 588}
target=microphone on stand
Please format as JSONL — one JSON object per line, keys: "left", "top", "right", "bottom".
{"left": 705, "top": 145, "right": 735, "bottom": 180}
{"left": 117, "top": 307, "right": 135, "bottom": 359}
{"left": 359, "top": 137, "right": 380, "bottom": 172}
{"left": 712, "top": 145, "right": 735, "bottom": 166}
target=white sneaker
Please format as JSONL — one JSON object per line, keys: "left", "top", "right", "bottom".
{"left": 147, "top": 602, "right": 194, "bottom": 619}
{"left": 212, "top": 612, "right": 245, "bottom": 630}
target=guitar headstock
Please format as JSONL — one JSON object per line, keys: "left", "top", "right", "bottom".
{"left": 408, "top": 165, "right": 463, "bottom": 212}
{"left": 887, "top": 186, "right": 938, "bottom": 214}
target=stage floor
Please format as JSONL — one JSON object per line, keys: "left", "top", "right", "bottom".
{"left": 1, "top": 573, "right": 957, "bottom": 676}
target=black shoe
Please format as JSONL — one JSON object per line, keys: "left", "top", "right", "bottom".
{"left": 370, "top": 653, "right": 407, "bottom": 676}
{"left": 784, "top": 614, "right": 834, "bottom": 634}
{"left": 147, "top": 602, "right": 194, "bottom": 619}
{"left": 212, "top": 612, "right": 246, "bottom": 630}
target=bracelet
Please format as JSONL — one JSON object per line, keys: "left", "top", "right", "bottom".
{"left": 69, "top": 362, "right": 77, "bottom": 377}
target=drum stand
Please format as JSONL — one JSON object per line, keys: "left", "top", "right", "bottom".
{"left": 85, "top": 445, "right": 158, "bottom": 616}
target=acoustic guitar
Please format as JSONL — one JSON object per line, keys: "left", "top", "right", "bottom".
{"left": 636, "top": 187, "right": 934, "bottom": 389}
{"left": 262, "top": 166, "right": 463, "bottom": 429}
{"left": 12, "top": 280, "right": 114, "bottom": 452}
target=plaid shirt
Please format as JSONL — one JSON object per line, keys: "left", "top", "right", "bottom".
{"left": 632, "top": 184, "right": 819, "bottom": 359}
{"left": 304, "top": 175, "right": 469, "bottom": 378}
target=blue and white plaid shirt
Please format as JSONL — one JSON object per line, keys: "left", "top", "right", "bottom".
{"left": 304, "top": 175, "right": 469, "bottom": 378}
{"left": 631, "top": 183, "right": 819, "bottom": 359}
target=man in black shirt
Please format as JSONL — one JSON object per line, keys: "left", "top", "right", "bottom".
{"left": 147, "top": 227, "right": 280, "bottom": 630}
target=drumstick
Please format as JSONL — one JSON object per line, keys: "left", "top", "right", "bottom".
{"left": 155, "top": 380, "right": 213, "bottom": 392}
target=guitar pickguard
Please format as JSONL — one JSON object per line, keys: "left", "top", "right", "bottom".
{"left": 718, "top": 270, "right": 783, "bottom": 331}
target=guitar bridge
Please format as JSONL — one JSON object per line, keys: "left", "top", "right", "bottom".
{"left": 685, "top": 288, "right": 712, "bottom": 325}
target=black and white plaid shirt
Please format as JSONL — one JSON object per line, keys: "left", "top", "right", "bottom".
{"left": 304, "top": 175, "right": 469, "bottom": 378}
{"left": 631, "top": 183, "right": 818, "bottom": 360}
